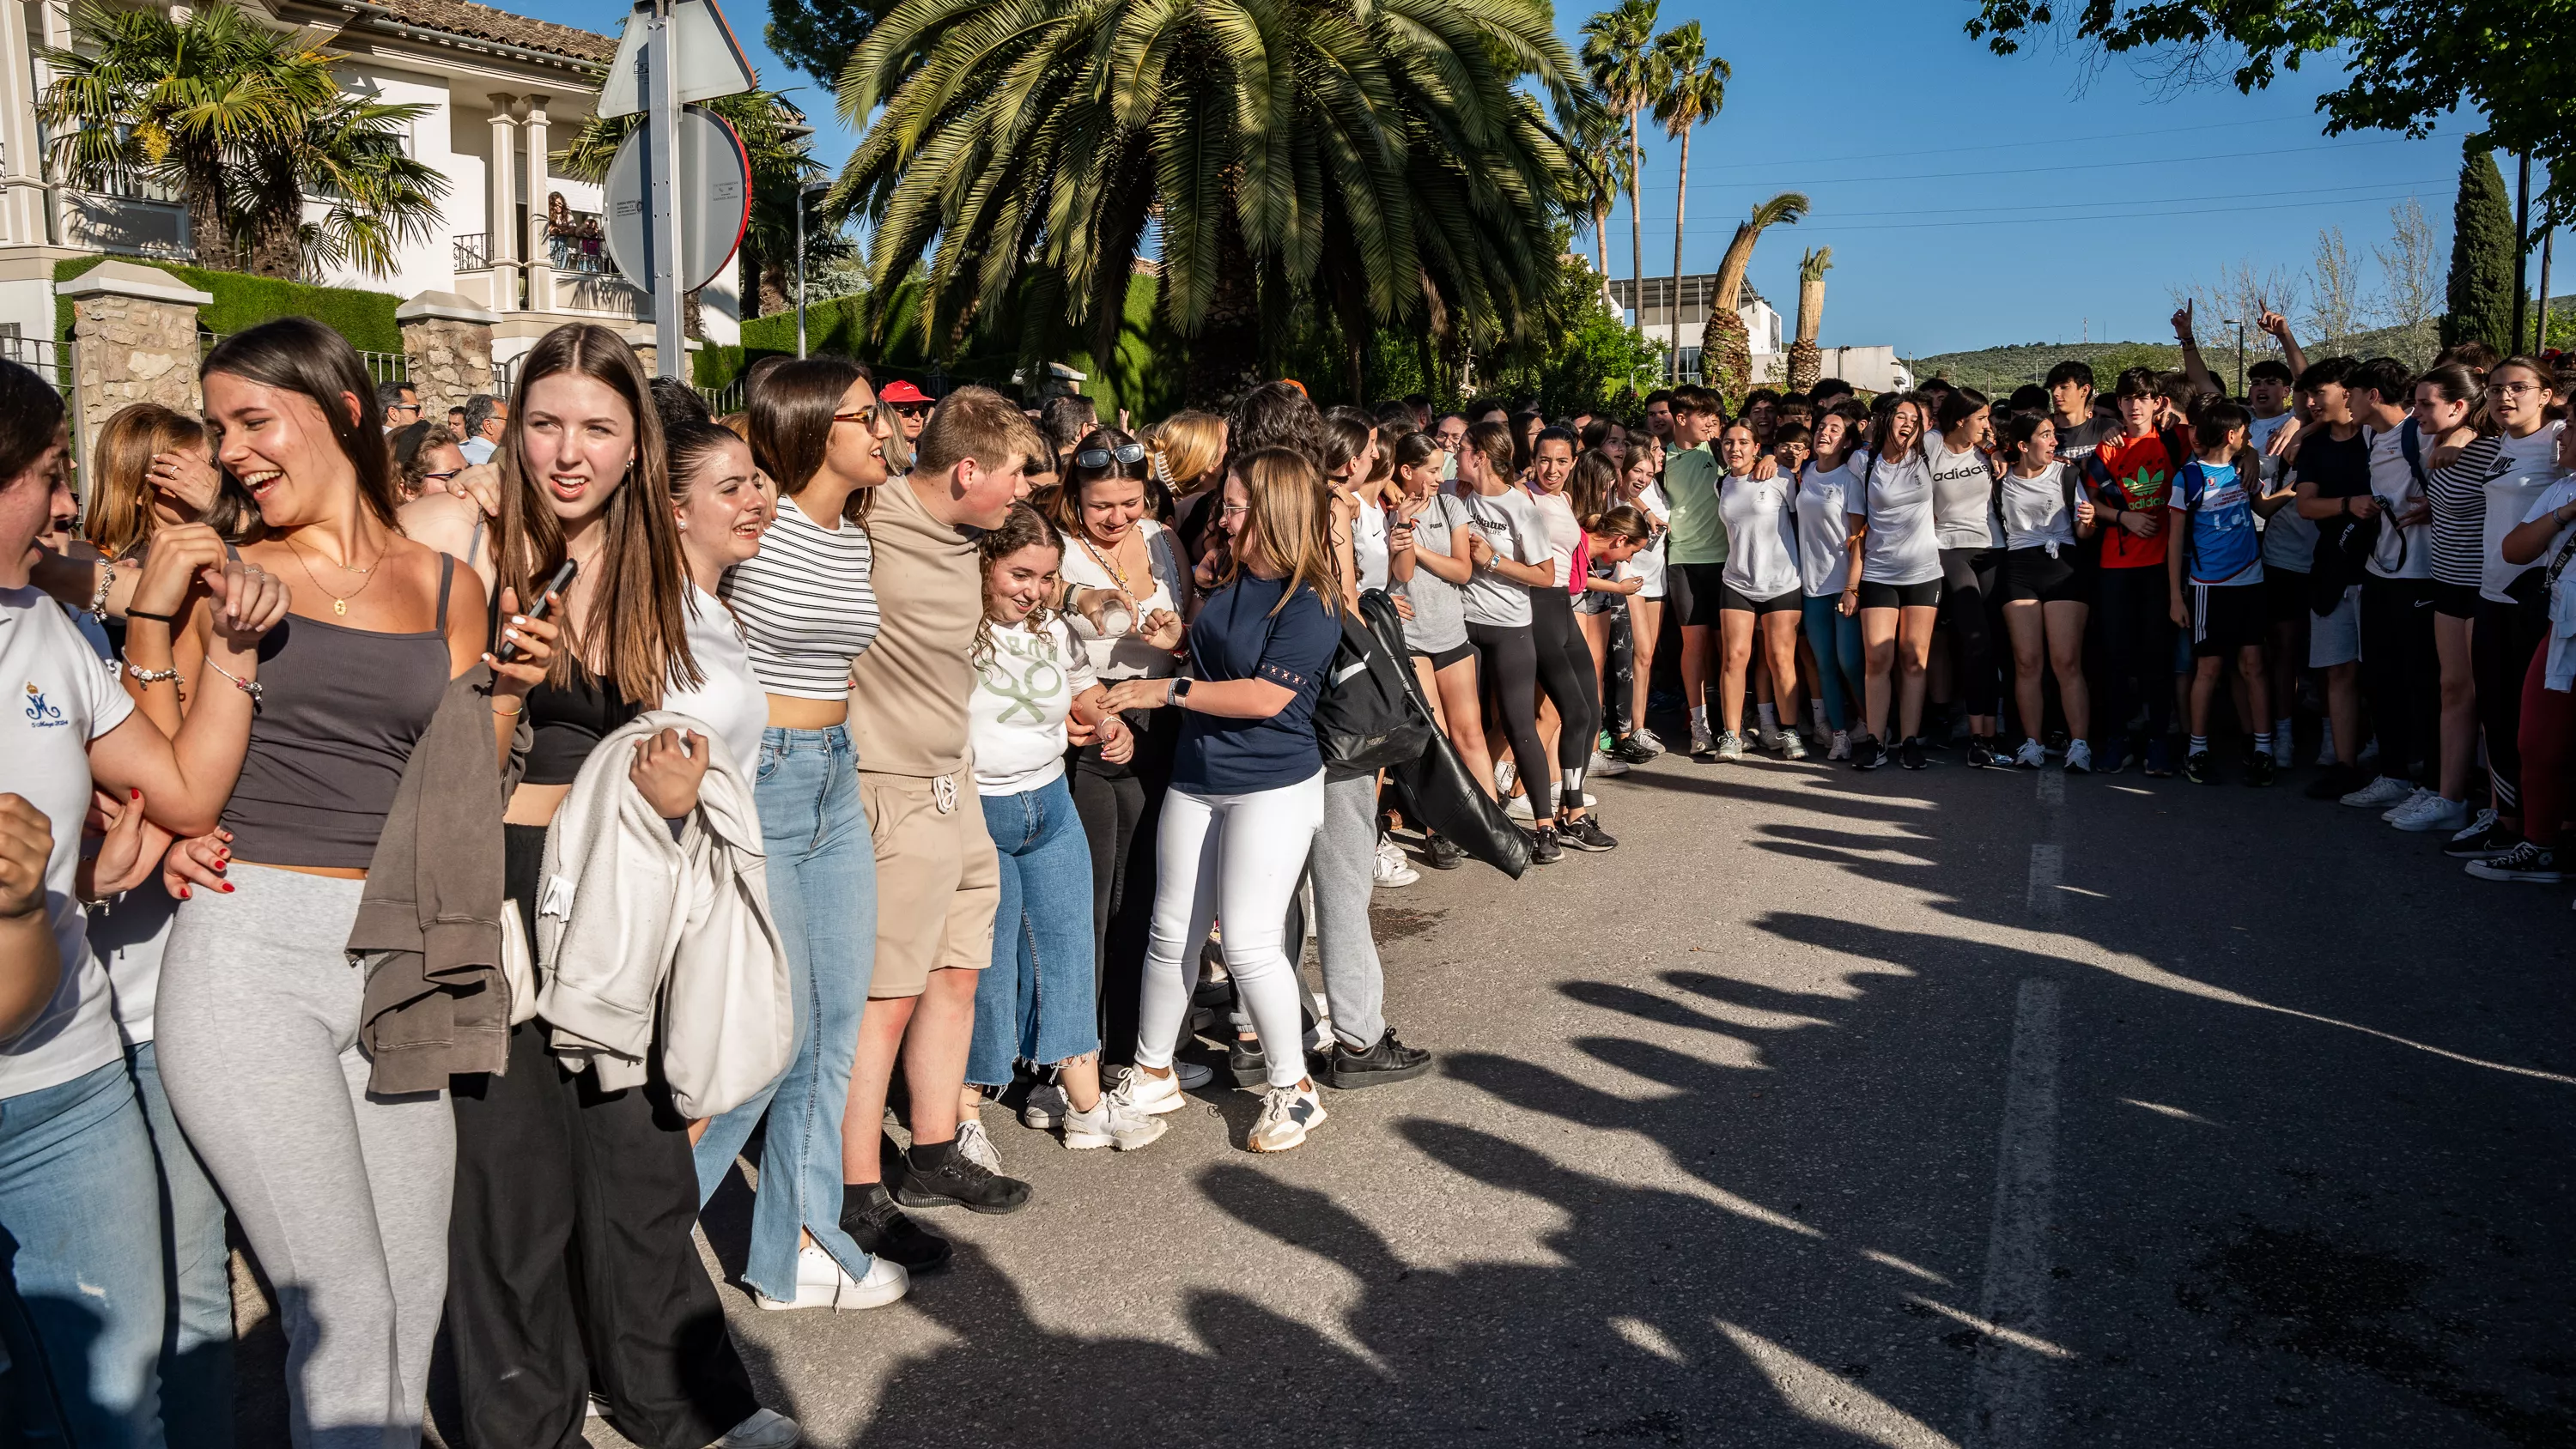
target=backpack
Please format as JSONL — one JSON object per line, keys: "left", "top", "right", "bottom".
{"left": 1314, "top": 590, "right": 1435, "bottom": 777}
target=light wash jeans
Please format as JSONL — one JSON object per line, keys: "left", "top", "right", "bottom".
{"left": 968, "top": 774, "right": 1100, "bottom": 1086}
{"left": 1801, "top": 595, "right": 1865, "bottom": 733}
{"left": 0, "top": 1058, "right": 167, "bottom": 1449}
{"left": 693, "top": 724, "right": 879, "bottom": 1301}
{"left": 127, "top": 1042, "right": 232, "bottom": 1449}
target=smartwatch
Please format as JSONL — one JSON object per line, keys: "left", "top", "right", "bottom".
{"left": 1167, "top": 676, "right": 1193, "bottom": 707}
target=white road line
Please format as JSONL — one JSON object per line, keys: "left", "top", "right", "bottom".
{"left": 1963, "top": 979, "right": 2064, "bottom": 1449}
{"left": 2024, "top": 844, "right": 2063, "bottom": 918}
{"left": 2035, "top": 767, "right": 2064, "bottom": 809}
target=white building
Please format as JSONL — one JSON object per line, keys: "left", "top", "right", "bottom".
{"left": 1605, "top": 273, "right": 1783, "bottom": 384}
{"left": 0, "top": 0, "right": 738, "bottom": 371}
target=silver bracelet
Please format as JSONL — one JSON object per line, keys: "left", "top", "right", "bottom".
{"left": 122, "top": 661, "right": 179, "bottom": 686}
{"left": 88, "top": 561, "right": 116, "bottom": 622}
{"left": 202, "top": 654, "right": 262, "bottom": 706}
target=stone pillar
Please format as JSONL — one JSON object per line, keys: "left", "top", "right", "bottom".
{"left": 59, "top": 260, "right": 210, "bottom": 450}
{"left": 523, "top": 94, "right": 553, "bottom": 315}
{"left": 486, "top": 94, "right": 519, "bottom": 308}
{"left": 395, "top": 290, "right": 499, "bottom": 422}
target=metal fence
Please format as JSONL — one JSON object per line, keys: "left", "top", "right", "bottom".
{"left": 196, "top": 330, "right": 408, "bottom": 387}
{"left": 453, "top": 233, "right": 490, "bottom": 272}
{"left": 696, "top": 378, "right": 744, "bottom": 415}
{"left": 0, "top": 332, "right": 71, "bottom": 391}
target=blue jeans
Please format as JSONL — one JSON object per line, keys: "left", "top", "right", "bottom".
{"left": 0, "top": 1058, "right": 167, "bottom": 1449}
{"left": 968, "top": 775, "right": 1101, "bottom": 1087}
{"left": 1801, "top": 595, "right": 1865, "bottom": 732}
{"left": 693, "top": 724, "right": 879, "bottom": 1300}
{"left": 126, "top": 1044, "right": 231, "bottom": 1449}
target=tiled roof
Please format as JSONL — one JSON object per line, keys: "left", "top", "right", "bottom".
{"left": 349, "top": 0, "right": 617, "bottom": 66}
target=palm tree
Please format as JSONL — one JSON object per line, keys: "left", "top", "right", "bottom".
{"left": 1579, "top": 0, "right": 1661, "bottom": 330}
{"left": 1700, "top": 191, "right": 1807, "bottom": 398}
{"left": 835, "top": 0, "right": 1583, "bottom": 403}
{"left": 1650, "top": 21, "right": 1725, "bottom": 383}
{"left": 233, "top": 94, "right": 447, "bottom": 281}
{"left": 1787, "top": 246, "right": 1832, "bottom": 393}
{"left": 1567, "top": 110, "right": 1631, "bottom": 312}
{"left": 37, "top": 0, "right": 337, "bottom": 274}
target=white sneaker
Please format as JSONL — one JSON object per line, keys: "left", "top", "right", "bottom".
{"left": 1247, "top": 1082, "right": 1329, "bottom": 1153}
{"left": 954, "top": 1118, "right": 1001, "bottom": 1175}
{"left": 2270, "top": 724, "right": 2294, "bottom": 767}
{"left": 719, "top": 1409, "right": 804, "bottom": 1447}
{"left": 2379, "top": 785, "right": 2433, "bottom": 822}
{"left": 1590, "top": 748, "right": 1630, "bottom": 778}
{"left": 1756, "top": 722, "right": 1785, "bottom": 753}
{"left": 2451, "top": 807, "right": 2500, "bottom": 844}
{"left": 2063, "top": 739, "right": 2093, "bottom": 774}
{"left": 1713, "top": 730, "right": 1747, "bottom": 761}
{"left": 2014, "top": 738, "right": 2047, "bottom": 769}
{"left": 1110, "top": 1065, "right": 1191, "bottom": 1115}
{"left": 1828, "top": 730, "right": 1852, "bottom": 761}
{"left": 2318, "top": 736, "right": 2339, "bottom": 767}
{"left": 2340, "top": 774, "right": 2416, "bottom": 809}
{"left": 1689, "top": 722, "right": 1716, "bottom": 755}
{"left": 1777, "top": 730, "right": 1808, "bottom": 761}
{"left": 1020, "top": 1079, "right": 1070, "bottom": 1131}
{"left": 1504, "top": 791, "right": 1534, "bottom": 821}
{"left": 1632, "top": 727, "right": 1668, "bottom": 756}
{"left": 1493, "top": 759, "right": 1516, "bottom": 797}
{"left": 1373, "top": 845, "right": 1419, "bottom": 888}
{"left": 756, "top": 1246, "right": 908, "bottom": 1312}
{"left": 1063, "top": 1093, "right": 1170, "bottom": 1151}
{"left": 2357, "top": 738, "right": 2380, "bottom": 767}
{"left": 2391, "top": 793, "right": 2470, "bottom": 833}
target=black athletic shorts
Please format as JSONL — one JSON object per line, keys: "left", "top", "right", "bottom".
{"left": 2000, "top": 546, "right": 2087, "bottom": 604}
{"left": 1411, "top": 640, "right": 1475, "bottom": 670}
{"left": 2431, "top": 579, "right": 2482, "bottom": 620}
{"left": 1718, "top": 583, "right": 1801, "bottom": 615}
{"left": 2184, "top": 581, "right": 2266, "bottom": 656}
{"left": 1856, "top": 579, "right": 1941, "bottom": 610}
{"left": 2263, "top": 566, "right": 2312, "bottom": 624}
{"left": 1668, "top": 561, "right": 1728, "bottom": 627}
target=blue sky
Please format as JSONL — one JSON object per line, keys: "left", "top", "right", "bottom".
{"left": 510, "top": 0, "right": 2542, "bottom": 357}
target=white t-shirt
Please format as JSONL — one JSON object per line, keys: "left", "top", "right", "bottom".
{"left": 1998, "top": 463, "right": 2078, "bottom": 554}
{"left": 1459, "top": 487, "right": 1549, "bottom": 627}
{"left": 1629, "top": 479, "right": 1671, "bottom": 599}
{"left": 2521, "top": 481, "right": 2576, "bottom": 691}
{"left": 1528, "top": 488, "right": 1583, "bottom": 589}
{"left": 2482, "top": 421, "right": 2568, "bottom": 603}
{"left": 1718, "top": 472, "right": 1801, "bottom": 600}
{"left": 1060, "top": 519, "right": 1185, "bottom": 681}
{"left": 1, "top": 589, "right": 137, "bottom": 1099}
{"left": 1351, "top": 496, "right": 1390, "bottom": 595}
{"left": 1794, "top": 461, "right": 1855, "bottom": 597}
{"left": 2252, "top": 412, "right": 2316, "bottom": 570}
{"left": 660, "top": 584, "right": 769, "bottom": 782}
{"left": 969, "top": 617, "right": 1097, "bottom": 795}
{"left": 1926, "top": 434, "right": 2002, "bottom": 550}
{"left": 1850, "top": 450, "right": 1942, "bottom": 587}
{"left": 2365, "top": 424, "right": 2433, "bottom": 581}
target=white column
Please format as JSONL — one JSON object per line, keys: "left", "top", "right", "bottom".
{"left": 486, "top": 94, "right": 518, "bottom": 307}
{"left": 522, "top": 94, "right": 551, "bottom": 314}
{"left": 0, "top": 0, "right": 46, "bottom": 247}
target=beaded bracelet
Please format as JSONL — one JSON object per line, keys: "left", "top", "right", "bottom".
{"left": 87, "top": 561, "right": 117, "bottom": 622}
{"left": 202, "top": 655, "right": 262, "bottom": 706}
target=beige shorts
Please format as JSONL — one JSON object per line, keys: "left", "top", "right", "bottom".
{"left": 858, "top": 767, "right": 999, "bottom": 998}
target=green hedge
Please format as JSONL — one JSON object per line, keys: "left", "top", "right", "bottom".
{"left": 53, "top": 257, "right": 402, "bottom": 352}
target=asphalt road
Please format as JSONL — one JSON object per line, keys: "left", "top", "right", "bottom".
{"left": 392, "top": 735, "right": 2576, "bottom": 1448}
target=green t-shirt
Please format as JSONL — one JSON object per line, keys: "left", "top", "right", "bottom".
{"left": 1662, "top": 445, "right": 1730, "bottom": 566}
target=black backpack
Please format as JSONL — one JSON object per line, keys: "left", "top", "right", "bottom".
{"left": 1314, "top": 590, "right": 1436, "bottom": 776}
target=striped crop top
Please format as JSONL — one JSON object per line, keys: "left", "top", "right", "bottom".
{"left": 719, "top": 494, "right": 880, "bottom": 699}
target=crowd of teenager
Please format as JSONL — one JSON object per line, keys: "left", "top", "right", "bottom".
{"left": 3, "top": 302, "right": 2570, "bottom": 1449}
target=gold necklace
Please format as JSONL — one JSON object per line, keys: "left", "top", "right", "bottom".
{"left": 286, "top": 537, "right": 381, "bottom": 616}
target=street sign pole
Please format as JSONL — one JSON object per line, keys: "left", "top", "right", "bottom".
{"left": 795, "top": 187, "right": 807, "bottom": 359}
{"left": 646, "top": 0, "right": 684, "bottom": 379}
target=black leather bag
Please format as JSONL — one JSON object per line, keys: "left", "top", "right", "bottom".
{"left": 1359, "top": 593, "right": 1530, "bottom": 879}
{"left": 1316, "top": 593, "right": 1437, "bottom": 774}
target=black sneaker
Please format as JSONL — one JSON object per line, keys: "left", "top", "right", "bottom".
{"left": 1899, "top": 737, "right": 1928, "bottom": 770}
{"left": 2304, "top": 763, "right": 2366, "bottom": 802}
{"left": 1227, "top": 1036, "right": 1269, "bottom": 1087}
{"left": 2466, "top": 840, "right": 2563, "bottom": 883}
{"left": 2442, "top": 818, "right": 2519, "bottom": 861}
{"left": 1558, "top": 814, "right": 1618, "bottom": 851}
{"left": 1608, "top": 734, "right": 1658, "bottom": 766}
{"left": 1966, "top": 737, "right": 1997, "bottom": 769}
{"left": 1327, "top": 1028, "right": 1432, "bottom": 1089}
{"left": 894, "top": 1141, "right": 1033, "bottom": 1215}
{"left": 2242, "top": 751, "right": 2275, "bottom": 787}
{"left": 1423, "top": 833, "right": 1466, "bottom": 870}
{"left": 2183, "top": 749, "right": 2212, "bottom": 785}
{"left": 1527, "top": 825, "right": 1563, "bottom": 864}
{"left": 840, "top": 1183, "right": 954, "bottom": 1271}
{"left": 1851, "top": 737, "right": 1888, "bottom": 771}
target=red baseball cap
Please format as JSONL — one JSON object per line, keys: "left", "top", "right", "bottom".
{"left": 879, "top": 379, "right": 932, "bottom": 404}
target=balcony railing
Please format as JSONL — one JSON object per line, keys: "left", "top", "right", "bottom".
{"left": 544, "top": 210, "right": 611, "bottom": 276}
{"left": 453, "top": 232, "right": 489, "bottom": 272}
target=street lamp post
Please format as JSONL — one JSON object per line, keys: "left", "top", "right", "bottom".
{"left": 794, "top": 179, "right": 832, "bottom": 359}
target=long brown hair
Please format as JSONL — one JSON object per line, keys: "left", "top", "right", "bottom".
{"left": 750, "top": 356, "right": 871, "bottom": 523}
{"left": 493, "top": 323, "right": 696, "bottom": 702}
{"left": 1230, "top": 447, "right": 1343, "bottom": 618}
{"left": 85, "top": 403, "right": 253, "bottom": 557}
{"left": 201, "top": 317, "right": 398, "bottom": 527}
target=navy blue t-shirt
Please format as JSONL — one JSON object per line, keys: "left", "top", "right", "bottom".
{"left": 1170, "top": 573, "right": 1340, "bottom": 793}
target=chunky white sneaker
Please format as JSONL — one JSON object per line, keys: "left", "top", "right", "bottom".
{"left": 1589, "top": 747, "right": 1630, "bottom": 778}
{"left": 1755, "top": 723, "right": 1785, "bottom": 753}
{"left": 1247, "top": 1082, "right": 1329, "bottom": 1153}
{"left": 2379, "top": 785, "right": 2433, "bottom": 822}
{"left": 2063, "top": 739, "right": 2094, "bottom": 774}
{"left": 1493, "top": 759, "right": 1516, "bottom": 797}
{"left": 952, "top": 1118, "right": 1002, "bottom": 1175}
{"left": 1504, "top": 791, "right": 1534, "bottom": 820}
{"left": 1777, "top": 730, "right": 1808, "bottom": 761}
{"left": 2391, "top": 793, "right": 2470, "bottom": 833}
{"left": 2450, "top": 807, "right": 2500, "bottom": 845}
{"left": 1110, "top": 1066, "right": 1191, "bottom": 1115}
{"left": 1632, "top": 727, "right": 1668, "bottom": 756}
{"left": 1689, "top": 722, "right": 1716, "bottom": 755}
{"left": 1827, "top": 730, "right": 1852, "bottom": 761}
{"left": 756, "top": 1246, "right": 908, "bottom": 1312}
{"left": 718, "top": 1409, "right": 804, "bottom": 1447}
{"left": 2340, "top": 774, "right": 2416, "bottom": 809}
{"left": 1372, "top": 844, "right": 1419, "bottom": 888}
{"left": 1063, "top": 1093, "right": 1169, "bottom": 1151}
{"left": 1021, "top": 1079, "right": 1070, "bottom": 1131}
{"left": 1713, "top": 730, "right": 1747, "bottom": 761}
{"left": 2014, "top": 738, "right": 2047, "bottom": 769}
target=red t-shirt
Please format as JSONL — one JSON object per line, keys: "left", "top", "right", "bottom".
{"left": 2093, "top": 431, "right": 2178, "bottom": 569}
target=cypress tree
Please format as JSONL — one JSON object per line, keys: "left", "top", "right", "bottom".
{"left": 2445, "top": 141, "right": 2520, "bottom": 349}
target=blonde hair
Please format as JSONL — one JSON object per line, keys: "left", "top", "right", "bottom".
{"left": 84, "top": 403, "right": 226, "bottom": 559}
{"left": 1230, "top": 446, "right": 1343, "bottom": 618}
{"left": 1146, "top": 410, "right": 1227, "bottom": 496}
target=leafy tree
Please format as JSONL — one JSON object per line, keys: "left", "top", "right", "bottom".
{"left": 832, "top": 0, "right": 1584, "bottom": 405}
{"left": 1650, "top": 21, "right": 1725, "bottom": 384}
{"left": 2445, "top": 140, "right": 2518, "bottom": 349}
{"left": 1579, "top": 0, "right": 1663, "bottom": 319}
{"left": 234, "top": 94, "right": 447, "bottom": 281}
{"left": 37, "top": 0, "right": 337, "bottom": 274}
{"left": 1963, "top": 1, "right": 2576, "bottom": 227}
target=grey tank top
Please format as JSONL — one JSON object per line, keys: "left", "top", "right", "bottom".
{"left": 221, "top": 555, "right": 454, "bottom": 869}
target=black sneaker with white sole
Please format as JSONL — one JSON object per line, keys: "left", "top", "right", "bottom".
{"left": 1327, "top": 1028, "right": 1432, "bottom": 1088}
{"left": 1851, "top": 737, "right": 1887, "bottom": 771}
{"left": 1228, "top": 1036, "right": 1269, "bottom": 1087}
{"left": 893, "top": 1141, "right": 1033, "bottom": 1214}
{"left": 2465, "top": 840, "right": 2562, "bottom": 883}
{"left": 1527, "top": 826, "right": 1563, "bottom": 864}
{"left": 1558, "top": 815, "right": 1618, "bottom": 851}
{"left": 839, "top": 1183, "right": 953, "bottom": 1271}
{"left": 1899, "top": 737, "right": 1929, "bottom": 770}
{"left": 2442, "top": 818, "right": 2518, "bottom": 861}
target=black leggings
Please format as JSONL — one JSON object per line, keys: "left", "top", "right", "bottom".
{"left": 1067, "top": 712, "right": 1175, "bottom": 1061}
{"left": 2473, "top": 575, "right": 2549, "bottom": 818}
{"left": 1530, "top": 588, "right": 1601, "bottom": 772}
{"left": 1939, "top": 546, "right": 2004, "bottom": 722}
{"left": 1467, "top": 619, "right": 1554, "bottom": 818}
{"left": 2359, "top": 576, "right": 2438, "bottom": 781}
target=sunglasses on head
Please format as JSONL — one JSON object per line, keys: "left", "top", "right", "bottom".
{"left": 1074, "top": 442, "right": 1147, "bottom": 470}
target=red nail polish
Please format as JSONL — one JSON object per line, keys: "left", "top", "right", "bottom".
{"left": 222, "top": 883, "right": 234, "bottom": 893}
{"left": 131, "top": 789, "right": 141, "bottom": 801}
{"left": 179, "top": 887, "right": 191, "bottom": 900}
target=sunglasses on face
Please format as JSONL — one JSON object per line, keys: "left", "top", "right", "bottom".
{"left": 892, "top": 402, "right": 932, "bottom": 416}
{"left": 1075, "top": 442, "right": 1148, "bottom": 470}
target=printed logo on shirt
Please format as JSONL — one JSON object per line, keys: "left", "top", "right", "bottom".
{"left": 21, "top": 681, "right": 65, "bottom": 727}
{"left": 977, "top": 631, "right": 1067, "bottom": 724}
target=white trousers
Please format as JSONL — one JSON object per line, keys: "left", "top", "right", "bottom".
{"left": 1133, "top": 770, "right": 1324, "bottom": 1088}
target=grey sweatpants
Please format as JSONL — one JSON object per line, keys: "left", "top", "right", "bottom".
{"left": 1312, "top": 773, "right": 1387, "bottom": 1051}
{"left": 157, "top": 865, "right": 454, "bottom": 1449}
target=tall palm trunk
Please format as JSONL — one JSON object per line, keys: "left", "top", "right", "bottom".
{"left": 1626, "top": 112, "right": 1643, "bottom": 329}
{"left": 182, "top": 152, "right": 234, "bottom": 272}
{"left": 1185, "top": 216, "right": 1263, "bottom": 406}
{"left": 1667, "top": 125, "right": 1690, "bottom": 382}
{"left": 245, "top": 174, "right": 304, "bottom": 278}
